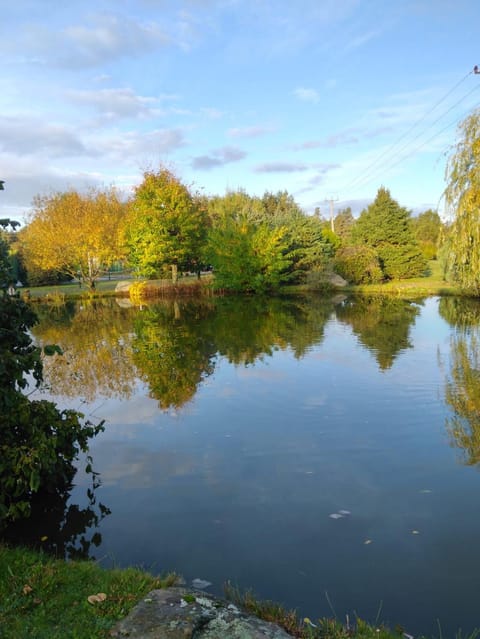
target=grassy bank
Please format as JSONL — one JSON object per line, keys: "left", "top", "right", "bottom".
{"left": 20, "top": 261, "right": 464, "bottom": 302}
{"left": 0, "top": 544, "right": 177, "bottom": 639}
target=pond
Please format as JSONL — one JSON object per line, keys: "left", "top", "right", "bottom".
{"left": 5, "top": 293, "right": 480, "bottom": 636}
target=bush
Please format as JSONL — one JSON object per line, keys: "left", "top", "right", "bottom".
{"left": 334, "top": 245, "right": 383, "bottom": 284}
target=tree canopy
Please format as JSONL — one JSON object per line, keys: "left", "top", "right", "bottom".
{"left": 125, "top": 168, "right": 207, "bottom": 282}
{"left": 22, "top": 188, "right": 126, "bottom": 289}
{"left": 444, "top": 108, "right": 480, "bottom": 294}
{"left": 352, "top": 187, "right": 426, "bottom": 280}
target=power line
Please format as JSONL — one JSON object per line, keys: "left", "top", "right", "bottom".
{"left": 340, "top": 66, "right": 478, "bottom": 195}
{"left": 346, "top": 81, "right": 480, "bottom": 195}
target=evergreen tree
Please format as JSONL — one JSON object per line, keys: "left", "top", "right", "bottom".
{"left": 352, "top": 187, "right": 426, "bottom": 279}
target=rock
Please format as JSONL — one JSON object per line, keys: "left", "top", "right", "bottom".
{"left": 327, "top": 272, "right": 348, "bottom": 287}
{"left": 109, "top": 587, "right": 294, "bottom": 638}
{"left": 115, "top": 280, "right": 132, "bottom": 293}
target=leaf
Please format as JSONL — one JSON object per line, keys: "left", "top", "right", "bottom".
{"left": 87, "top": 593, "right": 107, "bottom": 605}
{"left": 43, "top": 344, "right": 64, "bottom": 357}
{"left": 23, "top": 584, "right": 33, "bottom": 595}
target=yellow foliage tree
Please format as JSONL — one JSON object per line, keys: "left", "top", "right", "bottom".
{"left": 22, "top": 188, "right": 127, "bottom": 289}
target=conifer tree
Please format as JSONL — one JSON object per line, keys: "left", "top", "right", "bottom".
{"left": 352, "top": 187, "right": 426, "bottom": 279}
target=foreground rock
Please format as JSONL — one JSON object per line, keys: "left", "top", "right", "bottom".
{"left": 110, "top": 587, "right": 294, "bottom": 638}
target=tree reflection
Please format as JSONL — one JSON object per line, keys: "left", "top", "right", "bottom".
{"left": 132, "top": 300, "right": 217, "bottom": 409}
{"left": 440, "top": 297, "right": 480, "bottom": 466}
{"left": 32, "top": 298, "right": 138, "bottom": 401}
{"left": 335, "top": 296, "right": 421, "bottom": 370}
{"left": 208, "top": 295, "right": 334, "bottom": 363}
{"left": 1, "top": 471, "right": 111, "bottom": 560}
{"left": 31, "top": 295, "right": 338, "bottom": 410}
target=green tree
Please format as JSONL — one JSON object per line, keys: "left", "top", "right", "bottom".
{"left": 333, "top": 207, "right": 355, "bottom": 242}
{"left": 410, "top": 209, "right": 442, "bottom": 260}
{"left": 207, "top": 215, "right": 292, "bottom": 293}
{"left": 125, "top": 168, "right": 208, "bottom": 282}
{"left": 0, "top": 234, "right": 103, "bottom": 524}
{"left": 334, "top": 245, "right": 383, "bottom": 284}
{"left": 352, "top": 187, "right": 426, "bottom": 279}
{"left": 444, "top": 108, "right": 480, "bottom": 294}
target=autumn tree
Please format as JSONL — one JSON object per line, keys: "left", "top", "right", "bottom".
{"left": 125, "top": 168, "right": 207, "bottom": 282}
{"left": 351, "top": 187, "right": 426, "bottom": 280}
{"left": 444, "top": 108, "right": 480, "bottom": 294}
{"left": 22, "top": 188, "right": 127, "bottom": 290}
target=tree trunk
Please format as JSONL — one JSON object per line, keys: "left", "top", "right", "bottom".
{"left": 171, "top": 263, "right": 178, "bottom": 284}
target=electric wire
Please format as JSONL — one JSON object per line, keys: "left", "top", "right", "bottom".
{"left": 345, "top": 80, "right": 480, "bottom": 195}
{"left": 340, "top": 67, "right": 477, "bottom": 196}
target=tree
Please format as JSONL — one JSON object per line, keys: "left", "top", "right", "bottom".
{"left": 444, "top": 108, "right": 480, "bottom": 294}
{"left": 333, "top": 207, "right": 355, "bottom": 242}
{"left": 125, "top": 168, "right": 207, "bottom": 282}
{"left": 352, "top": 187, "right": 426, "bottom": 280}
{"left": 0, "top": 234, "right": 103, "bottom": 524}
{"left": 22, "top": 188, "right": 127, "bottom": 290}
{"left": 206, "top": 214, "right": 292, "bottom": 293}
{"left": 410, "top": 209, "right": 442, "bottom": 260}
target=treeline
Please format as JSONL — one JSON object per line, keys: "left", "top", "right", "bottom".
{"left": 3, "top": 169, "right": 446, "bottom": 293}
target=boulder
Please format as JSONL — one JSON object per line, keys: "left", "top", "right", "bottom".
{"left": 109, "top": 587, "right": 294, "bottom": 638}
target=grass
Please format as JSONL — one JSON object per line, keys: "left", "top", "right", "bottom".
{"left": 224, "top": 584, "right": 480, "bottom": 639}
{"left": 0, "top": 543, "right": 177, "bottom": 639}
{"left": 224, "top": 582, "right": 407, "bottom": 639}
{"left": 23, "top": 273, "right": 214, "bottom": 302}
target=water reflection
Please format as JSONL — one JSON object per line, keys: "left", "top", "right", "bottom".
{"left": 336, "top": 296, "right": 421, "bottom": 370}
{"left": 439, "top": 297, "right": 480, "bottom": 466}
{"left": 33, "top": 295, "right": 341, "bottom": 409}
{"left": 1, "top": 473, "right": 110, "bottom": 560}
{"left": 32, "top": 294, "right": 431, "bottom": 409}
{"left": 34, "top": 299, "right": 138, "bottom": 401}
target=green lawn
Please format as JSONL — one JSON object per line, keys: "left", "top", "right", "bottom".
{"left": 0, "top": 544, "right": 177, "bottom": 639}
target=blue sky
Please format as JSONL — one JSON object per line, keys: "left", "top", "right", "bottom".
{"left": 1, "top": 0, "right": 479, "bottom": 222}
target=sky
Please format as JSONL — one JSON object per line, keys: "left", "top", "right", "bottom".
{"left": 1, "top": 0, "right": 479, "bottom": 224}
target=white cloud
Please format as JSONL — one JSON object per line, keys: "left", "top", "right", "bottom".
{"left": 293, "top": 87, "right": 320, "bottom": 104}
{"left": 0, "top": 116, "right": 90, "bottom": 157}
{"left": 67, "top": 88, "right": 160, "bottom": 120}
{"left": 21, "top": 14, "right": 170, "bottom": 68}
{"left": 228, "top": 125, "right": 274, "bottom": 139}
{"left": 95, "top": 128, "right": 187, "bottom": 157}
{"left": 255, "top": 162, "right": 310, "bottom": 173}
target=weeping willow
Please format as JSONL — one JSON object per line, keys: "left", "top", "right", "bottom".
{"left": 444, "top": 108, "right": 480, "bottom": 294}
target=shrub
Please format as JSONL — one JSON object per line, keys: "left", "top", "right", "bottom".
{"left": 334, "top": 245, "right": 383, "bottom": 284}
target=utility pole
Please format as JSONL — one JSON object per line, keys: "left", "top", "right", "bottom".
{"left": 324, "top": 195, "right": 338, "bottom": 233}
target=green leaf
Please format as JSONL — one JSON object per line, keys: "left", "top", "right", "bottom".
{"left": 43, "top": 344, "right": 63, "bottom": 356}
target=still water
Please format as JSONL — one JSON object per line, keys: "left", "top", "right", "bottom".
{"left": 8, "top": 294, "right": 480, "bottom": 635}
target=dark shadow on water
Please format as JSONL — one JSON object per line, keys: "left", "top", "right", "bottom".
{"left": 0, "top": 472, "right": 111, "bottom": 560}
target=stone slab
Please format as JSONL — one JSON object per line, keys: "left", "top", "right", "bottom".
{"left": 109, "top": 587, "right": 294, "bottom": 639}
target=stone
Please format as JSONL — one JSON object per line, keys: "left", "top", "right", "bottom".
{"left": 109, "top": 588, "right": 294, "bottom": 639}
{"left": 115, "top": 280, "right": 132, "bottom": 293}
